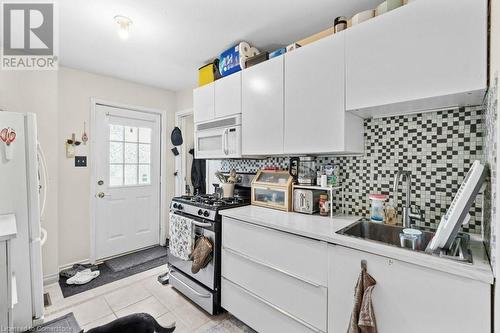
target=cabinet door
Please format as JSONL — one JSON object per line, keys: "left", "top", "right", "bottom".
{"left": 242, "top": 56, "right": 284, "bottom": 155}
{"left": 215, "top": 72, "right": 241, "bottom": 119}
{"left": 284, "top": 34, "right": 346, "bottom": 154}
{"left": 193, "top": 83, "right": 215, "bottom": 123}
{"left": 345, "top": 0, "right": 487, "bottom": 113}
{"left": 328, "top": 245, "right": 490, "bottom": 333}
{"left": 0, "top": 243, "right": 9, "bottom": 330}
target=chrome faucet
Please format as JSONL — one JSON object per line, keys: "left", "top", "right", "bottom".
{"left": 393, "top": 170, "right": 424, "bottom": 228}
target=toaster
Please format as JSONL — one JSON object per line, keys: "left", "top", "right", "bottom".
{"left": 293, "top": 189, "right": 322, "bottom": 214}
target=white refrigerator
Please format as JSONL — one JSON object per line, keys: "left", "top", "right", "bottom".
{"left": 0, "top": 111, "right": 44, "bottom": 329}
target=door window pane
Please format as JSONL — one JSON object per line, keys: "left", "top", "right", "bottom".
{"left": 108, "top": 123, "right": 152, "bottom": 187}
{"left": 125, "top": 143, "right": 138, "bottom": 163}
{"left": 125, "top": 126, "right": 138, "bottom": 142}
{"left": 139, "top": 165, "right": 150, "bottom": 184}
{"left": 109, "top": 142, "right": 123, "bottom": 163}
{"left": 139, "top": 144, "right": 151, "bottom": 163}
{"left": 109, "top": 124, "right": 124, "bottom": 141}
{"left": 109, "top": 165, "right": 123, "bottom": 186}
{"left": 124, "top": 164, "right": 138, "bottom": 185}
{"left": 139, "top": 127, "right": 151, "bottom": 143}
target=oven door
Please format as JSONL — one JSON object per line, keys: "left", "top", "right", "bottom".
{"left": 168, "top": 215, "right": 216, "bottom": 290}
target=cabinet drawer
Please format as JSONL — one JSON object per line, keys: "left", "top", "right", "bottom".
{"left": 222, "top": 277, "right": 324, "bottom": 333}
{"left": 222, "top": 247, "right": 327, "bottom": 331}
{"left": 222, "top": 217, "right": 327, "bottom": 286}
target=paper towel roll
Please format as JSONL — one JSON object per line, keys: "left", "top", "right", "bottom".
{"left": 250, "top": 47, "right": 260, "bottom": 56}
{"left": 238, "top": 41, "right": 252, "bottom": 70}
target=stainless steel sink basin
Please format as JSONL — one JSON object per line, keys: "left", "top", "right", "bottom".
{"left": 337, "top": 218, "right": 435, "bottom": 253}
{"left": 337, "top": 219, "right": 473, "bottom": 263}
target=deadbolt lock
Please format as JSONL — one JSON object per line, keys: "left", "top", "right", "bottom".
{"left": 98, "top": 180, "right": 104, "bottom": 185}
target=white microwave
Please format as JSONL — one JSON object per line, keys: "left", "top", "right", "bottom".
{"left": 194, "top": 115, "right": 242, "bottom": 159}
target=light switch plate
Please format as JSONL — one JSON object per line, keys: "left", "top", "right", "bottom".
{"left": 75, "top": 156, "right": 87, "bottom": 167}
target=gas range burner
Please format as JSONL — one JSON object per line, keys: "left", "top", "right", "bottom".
{"left": 173, "top": 194, "right": 250, "bottom": 209}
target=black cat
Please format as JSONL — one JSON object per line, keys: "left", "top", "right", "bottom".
{"left": 86, "top": 313, "right": 175, "bottom": 333}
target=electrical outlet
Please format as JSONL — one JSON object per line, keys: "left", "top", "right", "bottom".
{"left": 75, "top": 156, "right": 87, "bottom": 167}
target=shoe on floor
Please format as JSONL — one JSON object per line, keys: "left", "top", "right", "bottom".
{"left": 66, "top": 269, "right": 100, "bottom": 285}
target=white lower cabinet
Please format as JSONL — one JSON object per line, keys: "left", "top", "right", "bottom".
{"left": 222, "top": 217, "right": 327, "bottom": 332}
{"left": 328, "top": 245, "right": 491, "bottom": 333}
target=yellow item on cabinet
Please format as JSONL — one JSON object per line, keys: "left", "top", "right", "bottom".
{"left": 198, "top": 63, "right": 215, "bottom": 87}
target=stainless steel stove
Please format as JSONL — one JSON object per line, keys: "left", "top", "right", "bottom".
{"left": 168, "top": 176, "right": 252, "bottom": 315}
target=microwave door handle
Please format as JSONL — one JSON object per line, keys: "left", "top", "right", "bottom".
{"left": 223, "top": 128, "right": 229, "bottom": 155}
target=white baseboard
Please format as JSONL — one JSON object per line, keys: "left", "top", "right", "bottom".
{"left": 58, "top": 258, "right": 92, "bottom": 271}
{"left": 43, "top": 272, "right": 59, "bottom": 286}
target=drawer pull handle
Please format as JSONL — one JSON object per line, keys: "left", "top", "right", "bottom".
{"left": 223, "top": 277, "right": 322, "bottom": 333}
{"left": 223, "top": 247, "right": 323, "bottom": 288}
{"left": 170, "top": 271, "right": 211, "bottom": 298}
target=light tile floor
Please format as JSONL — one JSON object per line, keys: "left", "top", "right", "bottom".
{"left": 43, "top": 266, "right": 253, "bottom": 332}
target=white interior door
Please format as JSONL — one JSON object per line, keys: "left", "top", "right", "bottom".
{"left": 94, "top": 104, "right": 161, "bottom": 260}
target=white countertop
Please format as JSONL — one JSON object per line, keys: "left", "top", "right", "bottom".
{"left": 0, "top": 214, "right": 17, "bottom": 242}
{"left": 220, "top": 206, "right": 494, "bottom": 284}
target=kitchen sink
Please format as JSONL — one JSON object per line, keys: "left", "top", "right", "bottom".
{"left": 337, "top": 218, "right": 473, "bottom": 263}
{"left": 337, "top": 218, "right": 435, "bottom": 252}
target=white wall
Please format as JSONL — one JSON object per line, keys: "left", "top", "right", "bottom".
{"left": 0, "top": 71, "right": 60, "bottom": 281}
{"left": 175, "top": 88, "right": 193, "bottom": 111}
{"left": 58, "top": 67, "right": 176, "bottom": 268}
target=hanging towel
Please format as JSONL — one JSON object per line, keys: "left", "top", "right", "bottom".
{"left": 189, "top": 236, "right": 213, "bottom": 274}
{"left": 348, "top": 265, "right": 378, "bottom": 333}
{"left": 169, "top": 212, "right": 195, "bottom": 260}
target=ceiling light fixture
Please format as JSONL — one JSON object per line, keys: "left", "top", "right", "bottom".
{"left": 114, "top": 15, "right": 132, "bottom": 40}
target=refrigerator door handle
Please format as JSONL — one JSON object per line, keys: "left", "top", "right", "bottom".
{"left": 11, "top": 272, "right": 18, "bottom": 308}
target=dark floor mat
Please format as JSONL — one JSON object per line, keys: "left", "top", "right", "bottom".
{"left": 25, "top": 312, "right": 82, "bottom": 332}
{"left": 105, "top": 246, "right": 168, "bottom": 272}
{"left": 59, "top": 251, "right": 168, "bottom": 298}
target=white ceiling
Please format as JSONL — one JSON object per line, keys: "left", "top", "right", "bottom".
{"left": 58, "top": 0, "right": 381, "bottom": 91}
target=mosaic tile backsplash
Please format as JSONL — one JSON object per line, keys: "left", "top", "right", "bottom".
{"left": 483, "top": 73, "right": 498, "bottom": 269}
{"left": 220, "top": 107, "right": 485, "bottom": 233}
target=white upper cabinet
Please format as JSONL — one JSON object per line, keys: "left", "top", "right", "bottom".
{"left": 284, "top": 33, "right": 363, "bottom": 154}
{"left": 194, "top": 73, "right": 242, "bottom": 124}
{"left": 345, "top": 0, "right": 487, "bottom": 117}
{"left": 242, "top": 57, "right": 284, "bottom": 156}
{"left": 193, "top": 82, "right": 215, "bottom": 123}
{"left": 215, "top": 72, "right": 242, "bottom": 119}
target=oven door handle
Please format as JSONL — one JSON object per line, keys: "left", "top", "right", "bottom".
{"left": 191, "top": 221, "right": 213, "bottom": 228}
{"left": 170, "top": 272, "right": 211, "bottom": 298}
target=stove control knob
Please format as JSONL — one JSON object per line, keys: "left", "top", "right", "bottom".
{"left": 198, "top": 209, "right": 203, "bottom": 216}
{"left": 203, "top": 211, "right": 210, "bottom": 217}
{"left": 178, "top": 204, "right": 183, "bottom": 210}
{"left": 173, "top": 203, "right": 178, "bottom": 209}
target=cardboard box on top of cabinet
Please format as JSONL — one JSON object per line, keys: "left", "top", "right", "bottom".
{"left": 297, "top": 27, "right": 334, "bottom": 47}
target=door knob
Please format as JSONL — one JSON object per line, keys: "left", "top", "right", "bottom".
{"left": 96, "top": 192, "right": 108, "bottom": 198}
